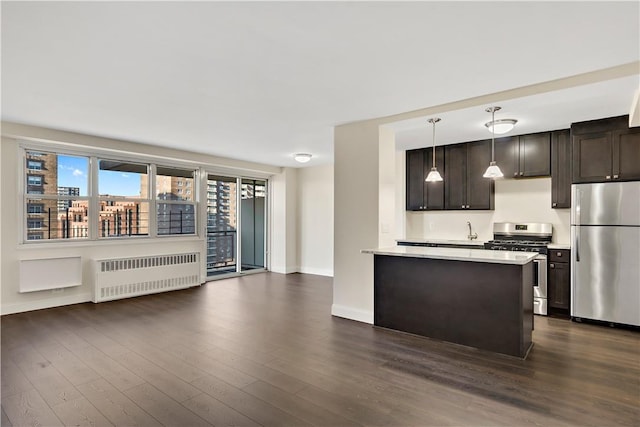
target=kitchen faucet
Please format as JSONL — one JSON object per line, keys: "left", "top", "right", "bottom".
{"left": 467, "top": 221, "right": 478, "bottom": 240}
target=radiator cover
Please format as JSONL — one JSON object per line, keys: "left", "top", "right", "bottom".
{"left": 93, "top": 253, "right": 200, "bottom": 303}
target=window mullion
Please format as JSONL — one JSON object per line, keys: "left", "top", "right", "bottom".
{"left": 149, "top": 164, "right": 157, "bottom": 238}
{"left": 89, "top": 156, "right": 99, "bottom": 240}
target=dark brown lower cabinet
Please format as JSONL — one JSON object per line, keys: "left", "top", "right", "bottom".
{"left": 548, "top": 249, "right": 571, "bottom": 315}
{"left": 374, "top": 254, "right": 532, "bottom": 358}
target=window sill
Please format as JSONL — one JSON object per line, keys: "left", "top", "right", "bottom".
{"left": 17, "top": 234, "right": 204, "bottom": 250}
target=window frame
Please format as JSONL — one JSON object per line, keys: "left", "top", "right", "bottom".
{"left": 97, "top": 158, "right": 151, "bottom": 240}
{"left": 22, "top": 148, "right": 92, "bottom": 242}
{"left": 155, "top": 165, "right": 197, "bottom": 237}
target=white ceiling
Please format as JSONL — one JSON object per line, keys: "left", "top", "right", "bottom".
{"left": 2, "top": 2, "right": 639, "bottom": 168}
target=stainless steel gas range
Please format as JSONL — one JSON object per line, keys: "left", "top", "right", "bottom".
{"left": 484, "top": 222, "right": 553, "bottom": 316}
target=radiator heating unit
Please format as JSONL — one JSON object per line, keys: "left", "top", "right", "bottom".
{"left": 93, "top": 253, "right": 200, "bottom": 303}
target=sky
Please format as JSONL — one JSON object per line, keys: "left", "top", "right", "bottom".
{"left": 58, "top": 155, "right": 142, "bottom": 196}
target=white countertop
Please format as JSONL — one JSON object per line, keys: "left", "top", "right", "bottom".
{"left": 396, "top": 238, "right": 485, "bottom": 246}
{"left": 362, "top": 246, "right": 538, "bottom": 265}
{"left": 547, "top": 243, "right": 571, "bottom": 250}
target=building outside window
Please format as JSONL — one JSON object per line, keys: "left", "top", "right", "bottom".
{"left": 24, "top": 150, "right": 90, "bottom": 241}
{"left": 27, "top": 175, "right": 43, "bottom": 186}
{"left": 23, "top": 147, "right": 199, "bottom": 243}
{"left": 27, "top": 160, "right": 43, "bottom": 170}
{"left": 27, "top": 219, "right": 43, "bottom": 229}
{"left": 99, "top": 159, "right": 150, "bottom": 238}
{"left": 155, "top": 166, "right": 196, "bottom": 235}
{"left": 27, "top": 203, "right": 44, "bottom": 214}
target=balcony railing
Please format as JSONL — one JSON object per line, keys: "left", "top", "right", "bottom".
{"left": 206, "top": 230, "right": 236, "bottom": 276}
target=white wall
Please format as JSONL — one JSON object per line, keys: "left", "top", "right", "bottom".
{"left": 270, "top": 167, "right": 298, "bottom": 274}
{"left": 1, "top": 123, "right": 284, "bottom": 314}
{"left": 333, "top": 121, "right": 382, "bottom": 323}
{"left": 378, "top": 126, "right": 397, "bottom": 248}
{"left": 297, "top": 164, "right": 334, "bottom": 276}
{"left": 405, "top": 178, "right": 571, "bottom": 244}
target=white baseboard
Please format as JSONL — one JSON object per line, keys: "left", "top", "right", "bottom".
{"left": 1, "top": 292, "right": 92, "bottom": 315}
{"left": 270, "top": 265, "right": 299, "bottom": 274}
{"left": 298, "top": 266, "right": 334, "bottom": 277}
{"left": 331, "top": 304, "right": 373, "bottom": 324}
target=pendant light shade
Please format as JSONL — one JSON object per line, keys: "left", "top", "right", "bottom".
{"left": 483, "top": 106, "right": 504, "bottom": 179}
{"left": 425, "top": 118, "right": 443, "bottom": 182}
{"left": 483, "top": 161, "right": 504, "bottom": 178}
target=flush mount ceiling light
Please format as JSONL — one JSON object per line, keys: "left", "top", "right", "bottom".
{"left": 425, "top": 118, "right": 443, "bottom": 182}
{"left": 483, "top": 106, "right": 504, "bottom": 179}
{"left": 294, "top": 153, "right": 312, "bottom": 163}
{"left": 484, "top": 118, "right": 518, "bottom": 134}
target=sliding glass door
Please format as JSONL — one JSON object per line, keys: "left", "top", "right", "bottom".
{"left": 206, "top": 175, "right": 238, "bottom": 276}
{"left": 206, "top": 174, "right": 267, "bottom": 278}
{"left": 240, "top": 179, "right": 266, "bottom": 272}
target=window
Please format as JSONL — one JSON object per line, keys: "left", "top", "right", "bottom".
{"left": 156, "top": 166, "right": 196, "bottom": 235}
{"left": 24, "top": 151, "right": 90, "bottom": 241}
{"left": 27, "top": 160, "right": 43, "bottom": 170}
{"left": 27, "top": 219, "right": 43, "bottom": 229}
{"left": 27, "top": 175, "right": 43, "bottom": 186}
{"left": 27, "top": 203, "right": 44, "bottom": 214}
{"left": 23, "top": 147, "right": 200, "bottom": 243}
{"left": 98, "top": 159, "right": 150, "bottom": 238}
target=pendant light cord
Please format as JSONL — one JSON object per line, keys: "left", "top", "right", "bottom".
{"left": 491, "top": 107, "right": 495, "bottom": 162}
{"left": 432, "top": 120, "right": 436, "bottom": 167}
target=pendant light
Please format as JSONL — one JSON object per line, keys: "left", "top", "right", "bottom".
{"left": 483, "top": 106, "right": 504, "bottom": 179}
{"left": 425, "top": 118, "right": 443, "bottom": 182}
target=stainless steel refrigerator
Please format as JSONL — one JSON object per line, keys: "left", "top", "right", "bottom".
{"left": 571, "top": 182, "right": 640, "bottom": 327}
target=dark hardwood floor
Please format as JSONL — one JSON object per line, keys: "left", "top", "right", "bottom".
{"left": 2, "top": 272, "right": 639, "bottom": 426}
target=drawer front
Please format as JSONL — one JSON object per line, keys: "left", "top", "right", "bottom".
{"left": 549, "top": 249, "right": 570, "bottom": 262}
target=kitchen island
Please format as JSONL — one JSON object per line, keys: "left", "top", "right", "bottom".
{"left": 362, "top": 246, "right": 537, "bottom": 358}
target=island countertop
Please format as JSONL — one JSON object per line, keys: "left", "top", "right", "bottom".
{"left": 396, "top": 238, "right": 486, "bottom": 247}
{"left": 362, "top": 246, "right": 537, "bottom": 265}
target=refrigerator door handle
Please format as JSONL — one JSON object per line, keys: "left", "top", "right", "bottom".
{"left": 575, "top": 188, "right": 581, "bottom": 262}
{"left": 575, "top": 188, "right": 581, "bottom": 226}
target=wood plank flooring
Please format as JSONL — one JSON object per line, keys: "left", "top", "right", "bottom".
{"left": 2, "top": 272, "right": 639, "bottom": 426}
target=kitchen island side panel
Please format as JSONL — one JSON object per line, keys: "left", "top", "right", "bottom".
{"left": 374, "top": 254, "right": 533, "bottom": 358}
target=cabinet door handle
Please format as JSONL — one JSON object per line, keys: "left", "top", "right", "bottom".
{"left": 552, "top": 202, "right": 557, "bottom": 207}
{"left": 520, "top": 172, "right": 524, "bottom": 176}
{"left": 556, "top": 252, "right": 562, "bottom": 257}
{"left": 550, "top": 263, "right": 555, "bottom": 268}
{"left": 606, "top": 175, "right": 611, "bottom": 180}
{"left": 614, "top": 174, "right": 619, "bottom": 179}
{"left": 514, "top": 172, "right": 518, "bottom": 177}
{"left": 461, "top": 205, "right": 465, "bottom": 208}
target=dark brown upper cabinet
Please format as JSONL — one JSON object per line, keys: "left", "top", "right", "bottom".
{"left": 572, "top": 115, "right": 640, "bottom": 183}
{"left": 551, "top": 129, "right": 571, "bottom": 209}
{"left": 494, "top": 132, "right": 551, "bottom": 178}
{"left": 405, "top": 147, "right": 445, "bottom": 211}
{"left": 494, "top": 136, "right": 518, "bottom": 178}
{"left": 444, "top": 140, "right": 494, "bottom": 210}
